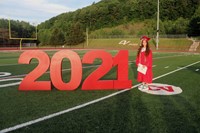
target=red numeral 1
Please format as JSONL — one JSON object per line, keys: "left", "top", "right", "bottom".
{"left": 50, "top": 50, "right": 82, "bottom": 90}
{"left": 113, "top": 50, "right": 132, "bottom": 89}
{"left": 18, "top": 50, "right": 51, "bottom": 91}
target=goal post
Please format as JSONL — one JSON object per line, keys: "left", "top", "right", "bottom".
{"left": 8, "top": 19, "right": 38, "bottom": 50}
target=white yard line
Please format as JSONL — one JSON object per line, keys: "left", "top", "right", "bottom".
{"left": 1, "top": 60, "right": 199, "bottom": 133}
{"left": 177, "top": 67, "right": 188, "bottom": 69}
{"left": 164, "top": 66, "right": 169, "bottom": 69}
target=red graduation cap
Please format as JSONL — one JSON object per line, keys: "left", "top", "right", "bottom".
{"left": 140, "top": 36, "right": 151, "bottom": 41}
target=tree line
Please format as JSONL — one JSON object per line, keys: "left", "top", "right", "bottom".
{"left": 0, "top": 0, "right": 199, "bottom": 47}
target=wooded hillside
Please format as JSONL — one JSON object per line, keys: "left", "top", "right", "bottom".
{"left": 0, "top": 0, "right": 199, "bottom": 46}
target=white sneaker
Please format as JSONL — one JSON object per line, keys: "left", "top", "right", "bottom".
{"left": 143, "top": 84, "right": 149, "bottom": 91}
{"left": 138, "top": 84, "right": 144, "bottom": 89}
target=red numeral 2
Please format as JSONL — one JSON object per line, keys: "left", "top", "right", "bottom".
{"left": 18, "top": 50, "right": 51, "bottom": 90}
{"left": 18, "top": 50, "right": 132, "bottom": 91}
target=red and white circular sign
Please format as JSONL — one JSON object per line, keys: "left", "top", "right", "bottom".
{"left": 138, "top": 83, "right": 182, "bottom": 95}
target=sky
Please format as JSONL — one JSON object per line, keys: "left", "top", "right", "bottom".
{"left": 0, "top": 0, "right": 101, "bottom": 24}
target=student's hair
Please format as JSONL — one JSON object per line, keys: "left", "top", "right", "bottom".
{"left": 137, "top": 40, "right": 150, "bottom": 57}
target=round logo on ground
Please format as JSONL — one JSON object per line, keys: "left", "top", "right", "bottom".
{"left": 138, "top": 83, "right": 182, "bottom": 95}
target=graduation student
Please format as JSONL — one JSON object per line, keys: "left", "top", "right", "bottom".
{"left": 136, "top": 36, "right": 153, "bottom": 90}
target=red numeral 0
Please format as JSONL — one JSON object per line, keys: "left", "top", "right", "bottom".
{"left": 50, "top": 50, "right": 82, "bottom": 90}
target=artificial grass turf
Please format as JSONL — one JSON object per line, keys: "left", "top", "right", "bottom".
{"left": 0, "top": 50, "right": 199, "bottom": 132}
{"left": 11, "top": 63, "right": 200, "bottom": 133}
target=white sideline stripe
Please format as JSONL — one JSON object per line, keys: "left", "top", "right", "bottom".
{"left": 0, "top": 54, "right": 186, "bottom": 67}
{"left": 153, "top": 61, "right": 200, "bottom": 80}
{"left": 177, "top": 67, "right": 188, "bottom": 70}
{"left": 1, "top": 60, "right": 200, "bottom": 133}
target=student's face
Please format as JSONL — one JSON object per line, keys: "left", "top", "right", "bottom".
{"left": 142, "top": 40, "right": 147, "bottom": 47}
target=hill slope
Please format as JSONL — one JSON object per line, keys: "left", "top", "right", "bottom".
{"left": 37, "top": 0, "right": 199, "bottom": 46}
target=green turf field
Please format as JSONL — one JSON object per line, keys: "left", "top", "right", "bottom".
{"left": 0, "top": 50, "right": 200, "bottom": 133}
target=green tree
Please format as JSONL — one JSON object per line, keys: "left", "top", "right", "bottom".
{"left": 38, "top": 29, "right": 51, "bottom": 45}
{"left": 49, "top": 28, "right": 65, "bottom": 46}
{"left": 188, "top": 6, "right": 200, "bottom": 36}
{"left": 65, "top": 22, "right": 85, "bottom": 45}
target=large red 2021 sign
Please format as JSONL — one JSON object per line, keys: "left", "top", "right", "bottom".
{"left": 18, "top": 50, "right": 132, "bottom": 91}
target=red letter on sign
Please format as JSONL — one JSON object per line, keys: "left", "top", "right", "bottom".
{"left": 50, "top": 50, "right": 82, "bottom": 90}
{"left": 18, "top": 50, "right": 51, "bottom": 91}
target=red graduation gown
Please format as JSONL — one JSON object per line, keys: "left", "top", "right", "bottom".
{"left": 136, "top": 50, "right": 153, "bottom": 83}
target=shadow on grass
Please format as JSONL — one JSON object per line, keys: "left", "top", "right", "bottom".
{"left": 111, "top": 91, "right": 152, "bottom": 133}
{"left": 183, "top": 65, "right": 200, "bottom": 75}
{"left": 130, "top": 63, "right": 137, "bottom": 80}
{"left": 12, "top": 88, "right": 153, "bottom": 133}
{"left": 159, "top": 96, "right": 199, "bottom": 133}
{"left": 173, "top": 95, "right": 200, "bottom": 132}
